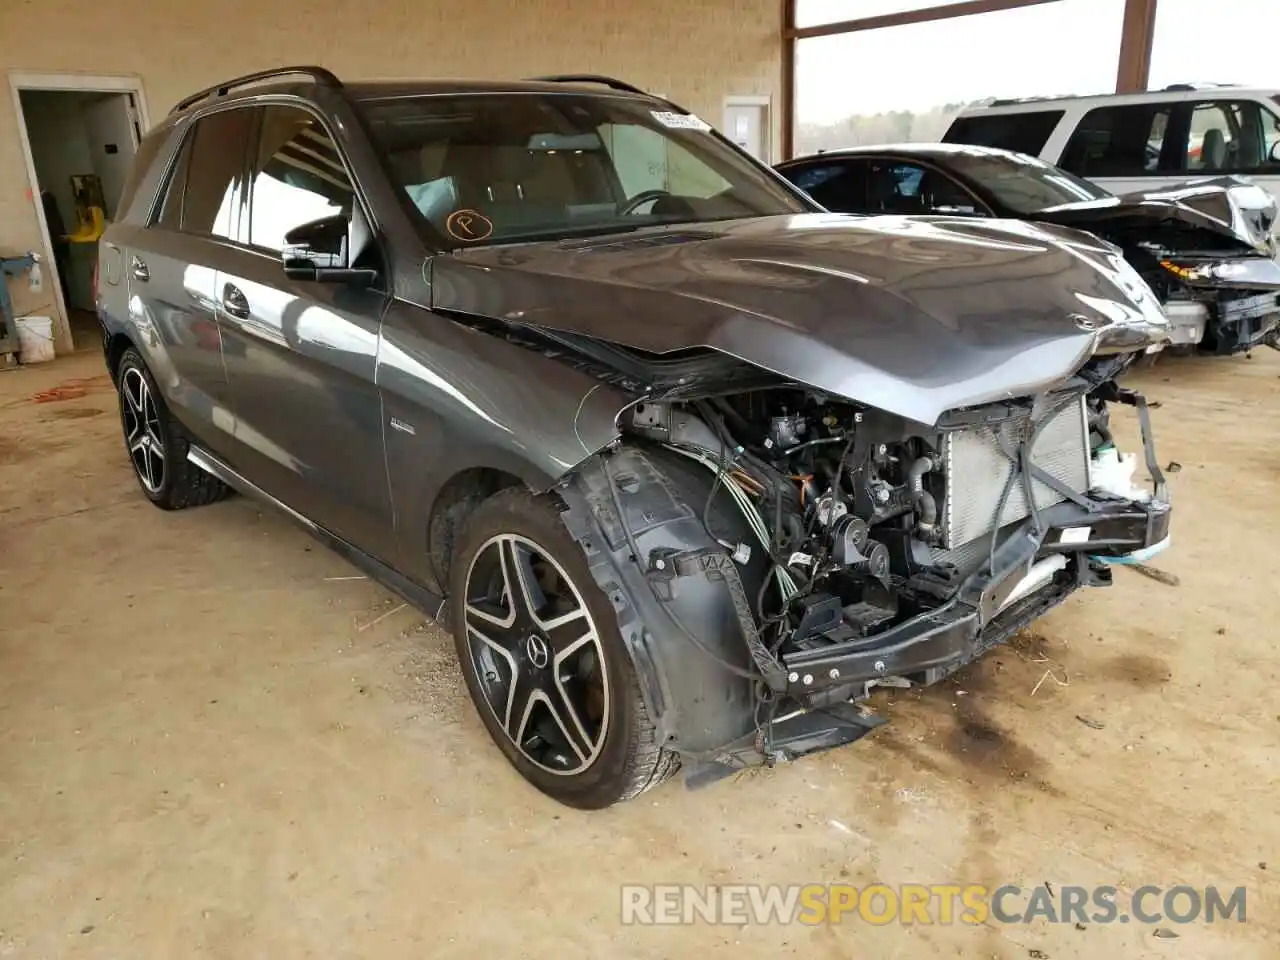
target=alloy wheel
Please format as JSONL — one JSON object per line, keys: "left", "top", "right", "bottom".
{"left": 463, "top": 533, "right": 609, "bottom": 775}
{"left": 121, "top": 367, "right": 165, "bottom": 494}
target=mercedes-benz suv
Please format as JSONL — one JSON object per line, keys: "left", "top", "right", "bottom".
{"left": 97, "top": 67, "right": 1173, "bottom": 809}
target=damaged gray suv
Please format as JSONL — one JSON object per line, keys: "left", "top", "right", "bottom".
{"left": 98, "top": 67, "right": 1173, "bottom": 808}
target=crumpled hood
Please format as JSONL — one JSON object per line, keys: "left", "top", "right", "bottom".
{"left": 430, "top": 213, "right": 1170, "bottom": 426}
{"left": 1037, "top": 175, "right": 1278, "bottom": 256}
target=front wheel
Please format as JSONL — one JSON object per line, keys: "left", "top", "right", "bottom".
{"left": 449, "top": 488, "right": 678, "bottom": 808}
{"left": 116, "top": 348, "right": 228, "bottom": 510}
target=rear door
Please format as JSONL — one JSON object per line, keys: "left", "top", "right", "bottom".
{"left": 115, "top": 108, "right": 254, "bottom": 459}
{"left": 1056, "top": 101, "right": 1179, "bottom": 197}
{"left": 215, "top": 102, "right": 395, "bottom": 559}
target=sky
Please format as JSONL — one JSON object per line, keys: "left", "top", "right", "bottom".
{"left": 795, "top": 0, "right": 1280, "bottom": 124}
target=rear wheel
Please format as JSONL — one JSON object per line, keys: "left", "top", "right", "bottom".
{"left": 450, "top": 488, "right": 678, "bottom": 808}
{"left": 116, "top": 349, "right": 228, "bottom": 510}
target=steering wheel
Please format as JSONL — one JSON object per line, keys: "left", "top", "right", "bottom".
{"left": 619, "top": 189, "right": 673, "bottom": 216}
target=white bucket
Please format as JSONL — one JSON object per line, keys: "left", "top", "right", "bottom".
{"left": 16, "top": 315, "right": 55, "bottom": 364}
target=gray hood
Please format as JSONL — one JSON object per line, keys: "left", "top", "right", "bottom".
{"left": 430, "top": 213, "right": 1170, "bottom": 425}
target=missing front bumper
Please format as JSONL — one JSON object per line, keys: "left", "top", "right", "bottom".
{"left": 779, "top": 494, "right": 1170, "bottom": 698}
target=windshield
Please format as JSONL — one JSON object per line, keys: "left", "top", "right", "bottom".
{"left": 359, "top": 93, "right": 809, "bottom": 247}
{"left": 945, "top": 150, "right": 1112, "bottom": 214}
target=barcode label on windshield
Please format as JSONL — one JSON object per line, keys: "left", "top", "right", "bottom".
{"left": 651, "top": 111, "right": 711, "bottom": 132}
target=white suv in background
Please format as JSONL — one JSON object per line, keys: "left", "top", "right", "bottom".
{"left": 942, "top": 85, "right": 1280, "bottom": 204}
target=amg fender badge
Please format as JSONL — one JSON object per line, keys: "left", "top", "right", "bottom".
{"left": 389, "top": 417, "right": 416, "bottom": 435}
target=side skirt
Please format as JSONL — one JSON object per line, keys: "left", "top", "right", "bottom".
{"left": 187, "top": 446, "right": 446, "bottom": 622}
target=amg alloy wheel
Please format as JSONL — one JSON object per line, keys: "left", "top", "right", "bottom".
{"left": 462, "top": 533, "right": 608, "bottom": 775}
{"left": 115, "top": 348, "right": 229, "bottom": 510}
{"left": 121, "top": 366, "right": 165, "bottom": 495}
{"left": 450, "top": 488, "right": 678, "bottom": 808}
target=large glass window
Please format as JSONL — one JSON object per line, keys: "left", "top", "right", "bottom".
{"left": 358, "top": 93, "right": 808, "bottom": 247}
{"left": 793, "top": 0, "right": 1123, "bottom": 156}
{"left": 1148, "top": 0, "right": 1280, "bottom": 90}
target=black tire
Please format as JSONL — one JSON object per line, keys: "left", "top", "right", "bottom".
{"left": 116, "top": 348, "right": 228, "bottom": 510}
{"left": 450, "top": 487, "right": 678, "bottom": 809}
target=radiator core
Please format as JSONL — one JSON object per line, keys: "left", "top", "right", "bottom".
{"left": 939, "top": 398, "right": 1091, "bottom": 551}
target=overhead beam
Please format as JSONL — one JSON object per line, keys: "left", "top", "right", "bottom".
{"left": 1115, "top": 0, "right": 1157, "bottom": 93}
{"left": 781, "top": 0, "right": 795, "bottom": 160}
{"left": 786, "top": 0, "right": 1063, "bottom": 41}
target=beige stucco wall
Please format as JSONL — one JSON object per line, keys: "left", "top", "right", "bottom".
{"left": 1, "top": 0, "right": 782, "bottom": 347}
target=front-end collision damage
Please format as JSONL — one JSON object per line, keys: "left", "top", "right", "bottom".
{"left": 1038, "top": 176, "right": 1280, "bottom": 355}
{"left": 544, "top": 352, "right": 1171, "bottom": 788}
{"left": 434, "top": 213, "right": 1178, "bottom": 786}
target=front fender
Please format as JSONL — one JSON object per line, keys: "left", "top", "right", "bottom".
{"left": 377, "top": 301, "right": 634, "bottom": 586}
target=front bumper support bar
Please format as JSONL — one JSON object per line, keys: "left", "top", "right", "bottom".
{"left": 780, "top": 495, "right": 1170, "bottom": 698}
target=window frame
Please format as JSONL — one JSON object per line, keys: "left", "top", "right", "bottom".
{"left": 1177, "top": 98, "right": 1279, "bottom": 176}
{"left": 146, "top": 104, "right": 255, "bottom": 244}
{"left": 239, "top": 99, "right": 381, "bottom": 263}
{"left": 1057, "top": 101, "right": 1180, "bottom": 179}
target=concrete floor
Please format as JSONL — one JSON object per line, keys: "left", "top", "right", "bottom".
{"left": 1, "top": 348, "right": 1277, "bottom": 959}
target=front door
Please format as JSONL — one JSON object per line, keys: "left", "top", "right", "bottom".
{"left": 216, "top": 104, "right": 395, "bottom": 560}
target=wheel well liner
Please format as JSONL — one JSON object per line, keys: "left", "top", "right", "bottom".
{"left": 426, "top": 466, "right": 524, "bottom": 589}
{"left": 105, "top": 332, "right": 135, "bottom": 383}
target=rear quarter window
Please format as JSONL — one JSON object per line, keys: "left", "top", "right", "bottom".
{"left": 1059, "top": 103, "right": 1172, "bottom": 177}
{"left": 942, "top": 110, "right": 1064, "bottom": 156}
{"left": 114, "top": 129, "right": 173, "bottom": 220}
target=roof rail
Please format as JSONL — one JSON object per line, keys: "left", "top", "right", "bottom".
{"left": 171, "top": 65, "right": 342, "bottom": 114}
{"left": 526, "top": 74, "right": 653, "bottom": 98}
{"left": 1162, "top": 81, "right": 1237, "bottom": 91}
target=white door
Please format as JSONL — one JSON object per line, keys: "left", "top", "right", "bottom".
{"left": 723, "top": 99, "right": 769, "bottom": 162}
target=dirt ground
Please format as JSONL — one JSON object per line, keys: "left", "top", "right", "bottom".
{"left": 1, "top": 346, "right": 1276, "bottom": 959}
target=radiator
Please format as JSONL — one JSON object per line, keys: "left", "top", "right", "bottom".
{"left": 939, "top": 398, "right": 1091, "bottom": 551}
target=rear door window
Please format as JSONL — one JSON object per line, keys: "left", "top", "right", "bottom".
{"left": 154, "top": 108, "right": 254, "bottom": 238}
{"left": 942, "top": 110, "right": 1064, "bottom": 156}
{"left": 784, "top": 160, "right": 868, "bottom": 212}
{"left": 1059, "top": 103, "right": 1173, "bottom": 177}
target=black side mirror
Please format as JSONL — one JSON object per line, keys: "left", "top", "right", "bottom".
{"left": 281, "top": 214, "right": 376, "bottom": 286}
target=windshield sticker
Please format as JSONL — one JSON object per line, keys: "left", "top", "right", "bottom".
{"left": 651, "top": 110, "right": 712, "bottom": 132}
{"left": 445, "top": 209, "right": 494, "bottom": 243}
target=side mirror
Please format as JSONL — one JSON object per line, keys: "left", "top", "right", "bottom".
{"left": 281, "top": 214, "right": 376, "bottom": 286}
{"left": 1270, "top": 141, "right": 1280, "bottom": 164}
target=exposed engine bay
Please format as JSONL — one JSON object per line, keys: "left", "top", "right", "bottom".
{"left": 620, "top": 363, "right": 1148, "bottom": 664}
{"left": 562, "top": 351, "right": 1171, "bottom": 784}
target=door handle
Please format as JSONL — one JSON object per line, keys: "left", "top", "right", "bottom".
{"left": 131, "top": 255, "right": 149, "bottom": 282}
{"left": 221, "top": 283, "right": 251, "bottom": 320}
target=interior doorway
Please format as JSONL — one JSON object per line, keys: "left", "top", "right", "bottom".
{"left": 9, "top": 74, "right": 149, "bottom": 355}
